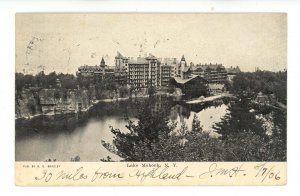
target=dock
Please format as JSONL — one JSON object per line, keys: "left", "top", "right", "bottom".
{"left": 186, "top": 93, "right": 234, "bottom": 104}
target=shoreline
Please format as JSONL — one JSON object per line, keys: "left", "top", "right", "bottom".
{"left": 15, "top": 93, "right": 181, "bottom": 121}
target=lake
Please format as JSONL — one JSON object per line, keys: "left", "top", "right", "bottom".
{"left": 15, "top": 95, "right": 228, "bottom": 161}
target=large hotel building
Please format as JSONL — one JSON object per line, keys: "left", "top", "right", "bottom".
{"left": 77, "top": 52, "right": 236, "bottom": 88}
{"left": 115, "top": 52, "right": 176, "bottom": 87}
{"left": 191, "top": 63, "right": 228, "bottom": 83}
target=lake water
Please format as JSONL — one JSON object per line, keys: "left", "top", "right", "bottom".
{"left": 15, "top": 95, "right": 228, "bottom": 161}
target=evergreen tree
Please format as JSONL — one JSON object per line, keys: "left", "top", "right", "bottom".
{"left": 105, "top": 99, "right": 173, "bottom": 161}
{"left": 213, "top": 96, "right": 266, "bottom": 139}
{"left": 178, "top": 121, "right": 188, "bottom": 137}
{"left": 269, "top": 109, "right": 287, "bottom": 161}
{"left": 192, "top": 114, "right": 202, "bottom": 132}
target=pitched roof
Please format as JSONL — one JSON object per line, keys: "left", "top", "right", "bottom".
{"left": 146, "top": 53, "right": 157, "bottom": 60}
{"left": 115, "top": 51, "right": 127, "bottom": 59}
{"left": 78, "top": 65, "right": 103, "bottom": 71}
{"left": 192, "top": 67, "right": 203, "bottom": 72}
{"left": 78, "top": 65, "right": 116, "bottom": 72}
{"left": 182, "top": 67, "right": 191, "bottom": 73}
{"left": 173, "top": 75, "right": 205, "bottom": 84}
{"left": 227, "top": 66, "right": 241, "bottom": 74}
{"left": 100, "top": 57, "right": 106, "bottom": 66}
{"left": 193, "top": 63, "right": 225, "bottom": 71}
{"left": 181, "top": 55, "right": 185, "bottom": 61}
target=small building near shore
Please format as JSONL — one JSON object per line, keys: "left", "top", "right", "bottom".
{"left": 170, "top": 75, "right": 208, "bottom": 98}
{"left": 40, "top": 97, "right": 57, "bottom": 114}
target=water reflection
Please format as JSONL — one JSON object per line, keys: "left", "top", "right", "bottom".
{"left": 170, "top": 103, "right": 228, "bottom": 137}
{"left": 15, "top": 95, "right": 228, "bottom": 161}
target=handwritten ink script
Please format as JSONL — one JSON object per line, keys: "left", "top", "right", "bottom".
{"left": 16, "top": 162, "right": 286, "bottom": 185}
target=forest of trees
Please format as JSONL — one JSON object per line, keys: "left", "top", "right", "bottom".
{"left": 16, "top": 71, "right": 158, "bottom": 100}
{"left": 16, "top": 71, "right": 78, "bottom": 91}
{"left": 230, "top": 70, "right": 287, "bottom": 104}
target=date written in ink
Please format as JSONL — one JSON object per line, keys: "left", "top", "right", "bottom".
{"left": 254, "top": 163, "right": 281, "bottom": 183}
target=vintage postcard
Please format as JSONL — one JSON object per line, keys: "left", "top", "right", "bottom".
{"left": 15, "top": 13, "right": 287, "bottom": 186}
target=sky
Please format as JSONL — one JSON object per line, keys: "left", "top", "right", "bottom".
{"left": 15, "top": 13, "right": 287, "bottom": 74}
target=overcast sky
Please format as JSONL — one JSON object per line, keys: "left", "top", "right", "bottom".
{"left": 16, "top": 13, "right": 287, "bottom": 74}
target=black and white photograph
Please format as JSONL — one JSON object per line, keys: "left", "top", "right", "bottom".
{"left": 15, "top": 13, "right": 287, "bottom": 163}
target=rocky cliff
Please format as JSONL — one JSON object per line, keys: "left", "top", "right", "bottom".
{"left": 15, "top": 88, "right": 92, "bottom": 119}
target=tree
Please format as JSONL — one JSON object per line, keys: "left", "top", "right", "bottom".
{"left": 192, "top": 114, "right": 202, "bottom": 132}
{"left": 270, "top": 109, "right": 287, "bottom": 161}
{"left": 213, "top": 95, "right": 266, "bottom": 139}
{"left": 46, "top": 71, "right": 58, "bottom": 88}
{"left": 15, "top": 73, "right": 25, "bottom": 92}
{"left": 178, "top": 121, "right": 188, "bottom": 138}
{"left": 35, "top": 71, "right": 46, "bottom": 87}
{"left": 102, "top": 99, "right": 173, "bottom": 161}
{"left": 231, "top": 71, "right": 287, "bottom": 104}
{"left": 222, "top": 132, "right": 271, "bottom": 161}
{"left": 70, "top": 155, "right": 81, "bottom": 162}
{"left": 27, "top": 97, "right": 37, "bottom": 115}
{"left": 54, "top": 90, "right": 60, "bottom": 99}
{"left": 59, "top": 73, "right": 77, "bottom": 89}
{"left": 223, "top": 79, "right": 232, "bottom": 92}
{"left": 119, "top": 85, "right": 129, "bottom": 98}
{"left": 148, "top": 85, "right": 156, "bottom": 96}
